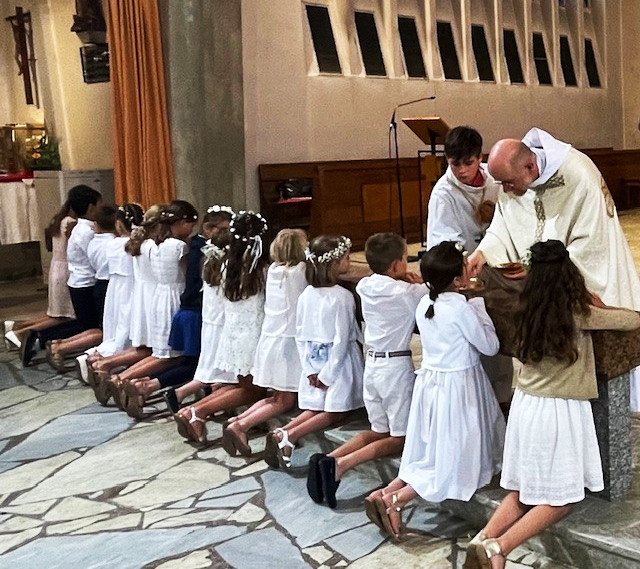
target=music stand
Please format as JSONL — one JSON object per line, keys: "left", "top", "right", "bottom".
{"left": 403, "top": 117, "right": 450, "bottom": 155}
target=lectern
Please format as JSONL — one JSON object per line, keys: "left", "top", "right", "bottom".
{"left": 402, "top": 116, "right": 450, "bottom": 155}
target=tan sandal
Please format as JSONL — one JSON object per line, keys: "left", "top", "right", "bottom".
{"left": 463, "top": 531, "right": 487, "bottom": 569}
{"left": 476, "top": 538, "right": 504, "bottom": 569}
{"left": 375, "top": 493, "right": 402, "bottom": 541}
{"left": 175, "top": 406, "right": 207, "bottom": 443}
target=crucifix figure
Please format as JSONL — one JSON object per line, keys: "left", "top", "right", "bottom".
{"left": 6, "top": 6, "right": 39, "bottom": 107}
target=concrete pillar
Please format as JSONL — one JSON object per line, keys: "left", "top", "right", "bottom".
{"left": 158, "top": 0, "right": 246, "bottom": 215}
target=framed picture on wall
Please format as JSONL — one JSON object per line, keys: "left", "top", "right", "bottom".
{"left": 80, "top": 43, "right": 110, "bottom": 84}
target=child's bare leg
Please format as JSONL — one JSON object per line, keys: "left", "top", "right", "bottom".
{"left": 482, "top": 491, "right": 531, "bottom": 539}
{"left": 184, "top": 377, "right": 266, "bottom": 420}
{"left": 331, "top": 432, "right": 404, "bottom": 480}
{"left": 53, "top": 329, "right": 102, "bottom": 356}
{"left": 118, "top": 356, "right": 179, "bottom": 381}
{"left": 14, "top": 315, "right": 71, "bottom": 332}
{"left": 286, "top": 411, "right": 348, "bottom": 445}
{"left": 491, "top": 503, "right": 572, "bottom": 560}
{"left": 230, "top": 391, "right": 297, "bottom": 438}
{"left": 175, "top": 380, "right": 233, "bottom": 403}
{"left": 94, "top": 347, "right": 151, "bottom": 372}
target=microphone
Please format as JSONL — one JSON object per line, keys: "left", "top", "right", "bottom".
{"left": 390, "top": 96, "right": 436, "bottom": 129}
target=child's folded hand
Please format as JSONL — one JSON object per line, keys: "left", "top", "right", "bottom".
{"left": 403, "top": 272, "right": 423, "bottom": 284}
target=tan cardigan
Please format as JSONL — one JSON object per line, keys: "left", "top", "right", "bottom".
{"left": 515, "top": 306, "right": 640, "bottom": 400}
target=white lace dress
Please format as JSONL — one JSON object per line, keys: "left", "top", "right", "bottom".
{"left": 212, "top": 290, "right": 265, "bottom": 377}
{"left": 149, "top": 238, "right": 187, "bottom": 358}
{"left": 129, "top": 239, "right": 157, "bottom": 348}
{"left": 252, "top": 262, "right": 307, "bottom": 392}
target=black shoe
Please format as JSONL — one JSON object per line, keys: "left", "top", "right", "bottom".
{"left": 163, "top": 388, "right": 179, "bottom": 414}
{"left": 306, "top": 453, "right": 326, "bottom": 504}
{"left": 319, "top": 455, "right": 340, "bottom": 509}
{"left": 20, "top": 330, "right": 39, "bottom": 367}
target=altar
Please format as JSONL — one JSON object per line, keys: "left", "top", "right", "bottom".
{"left": 0, "top": 173, "right": 40, "bottom": 244}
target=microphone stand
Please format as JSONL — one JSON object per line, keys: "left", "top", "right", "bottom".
{"left": 389, "top": 96, "right": 436, "bottom": 243}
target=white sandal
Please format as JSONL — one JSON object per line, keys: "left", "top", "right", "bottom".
{"left": 276, "top": 428, "right": 295, "bottom": 468}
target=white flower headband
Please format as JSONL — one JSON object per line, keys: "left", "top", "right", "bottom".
{"left": 118, "top": 205, "right": 140, "bottom": 225}
{"left": 305, "top": 236, "right": 352, "bottom": 264}
{"left": 207, "top": 205, "right": 234, "bottom": 215}
{"left": 161, "top": 210, "right": 198, "bottom": 222}
{"left": 228, "top": 210, "right": 269, "bottom": 272}
{"left": 229, "top": 210, "right": 268, "bottom": 242}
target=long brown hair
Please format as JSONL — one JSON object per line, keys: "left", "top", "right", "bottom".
{"left": 45, "top": 201, "right": 75, "bottom": 242}
{"left": 202, "top": 228, "right": 232, "bottom": 287}
{"left": 419, "top": 241, "right": 464, "bottom": 319}
{"left": 125, "top": 204, "right": 164, "bottom": 256}
{"left": 515, "top": 240, "right": 592, "bottom": 364}
{"left": 305, "top": 235, "right": 350, "bottom": 288}
{"left": 223, "top": 211, "right": 269, "bottom": 301}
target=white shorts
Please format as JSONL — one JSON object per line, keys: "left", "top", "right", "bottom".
{"left": 363, "top": 355, "right": 415, "bottom": 437}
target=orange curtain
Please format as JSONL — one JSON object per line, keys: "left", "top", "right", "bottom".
{"left": 106, "top": 0, "right": 174, "bottom": 206}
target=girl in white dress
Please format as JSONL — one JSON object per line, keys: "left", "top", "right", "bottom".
{"left": 367, "top": 241, "right": 505, "bottom": 540}
{"left": 466, "top": 240, "right": 640, "bottom": 569}
{"left": 160, "top": 205, "right": 234, "bottom": 410}
{"left": 100, "top": 201, "right": 198, "bottom": 405}
{"left": 264, "top": 234, "right": 364, "bottom": 469}
{"left": 221, "top": 228, "right": 308, "bottom": 456}
{"left": 94, "top": 204, "right": 144, "bottom": 357}
{"left": 89, "top": 205, "right": 164, "bottom": 403}
{"left": 174, "top": 211, "right": 270, "bottom": 443}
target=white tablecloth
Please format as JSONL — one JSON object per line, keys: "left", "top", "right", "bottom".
{"left": 0, "top": 179, "right": 40, "bottom": 244}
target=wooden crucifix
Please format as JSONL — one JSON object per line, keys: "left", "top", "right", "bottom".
{"left": 6, "top": 6, "right": 39, "bottom": 107}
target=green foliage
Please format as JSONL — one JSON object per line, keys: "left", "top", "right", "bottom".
{"left": 26, "top": 134, "right": 61, "bottom": 170}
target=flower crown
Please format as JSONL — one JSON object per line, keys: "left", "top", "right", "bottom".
{"left": 161, "top": 210, "right": 198, "bottom": 222}
{"left": 118, "top": 204, "right": 141, "bottom": 225}
{"left": 207, "top": 204, "right": 234, "bottom": 215}
{"left": 305, "top": 236, "right": 352, "bottom": 264}
{"left": 229, "top": 210, "right": 268, "bottom": 242}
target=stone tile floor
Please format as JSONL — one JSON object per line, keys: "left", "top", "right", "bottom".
{"left": 0, "top": 341, "right": 576, "bottom": 568}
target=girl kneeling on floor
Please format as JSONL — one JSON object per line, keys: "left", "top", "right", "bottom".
{"left": 221, "top": 228, "right": 309, "bottom": 457}
{"left": 366, "top": 241, "right": 505, "bottom": 540}
{"left": 174, "top": 210, "right": 269, "bottom": 443}
{"left": 464, "top": 240, "right": 640, "bottom": 569}
{"left": 264, "top": 234, "right": 364, "bottom": 469}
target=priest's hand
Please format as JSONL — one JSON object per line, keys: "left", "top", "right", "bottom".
{"left": 467, "top": 250, "right": 486, "bottom": 277}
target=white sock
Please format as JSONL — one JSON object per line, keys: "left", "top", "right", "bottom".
{"left": 76, "top": 354, "right": 89, "bottom": 384}
{"left": 5, "top": 330, "right": 21, "bottom": 349}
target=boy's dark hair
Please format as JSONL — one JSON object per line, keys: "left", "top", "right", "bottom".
{"left": 365, "top": 233, "right": 406, "bottom": 274}
{"left": 94, "top": 205, "right": 118, "bottom": 232}
{"left": 444, "top": 126, "right": 482, "bottom": 162}
{"left": 305, "top": 234, "right": 349, "bottom": 288}
{"left": 67, "top": 184, "right": 102, "bottom": 216}
{"left": 515, "top": 240, "right": 591, "bottom": 365}
{"left": 420, "top": 241, "right": 463, "bottom": 319}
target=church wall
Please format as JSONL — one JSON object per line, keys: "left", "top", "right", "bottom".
{"left": 620, "top": 1, "right": 640, "bottom": 150}
{"left": 242, "top": 0, "right": 626, "bottom": 207}
{"left": 0, "top": 0, "right": 112, "bottom": 171}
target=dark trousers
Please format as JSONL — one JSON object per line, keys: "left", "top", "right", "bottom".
{"left": 38, "top": 285, "right": 99, "bottom": 344}
{"left": 157, "top": 356, "right": 200, "bottom": 389}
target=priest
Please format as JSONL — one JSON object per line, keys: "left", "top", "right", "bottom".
{"left": 467, "top": 127, "right": 640, "bottom": 409}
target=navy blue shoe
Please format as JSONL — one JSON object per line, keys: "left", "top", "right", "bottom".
{"left": 306, "top": 453, "right": 326, "bottom": 504}
{"left": 20, "top": 330, "right": 39, "bottom": 367}
{"left": 319, "top": 455, "right": 341, "bottom": 509}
